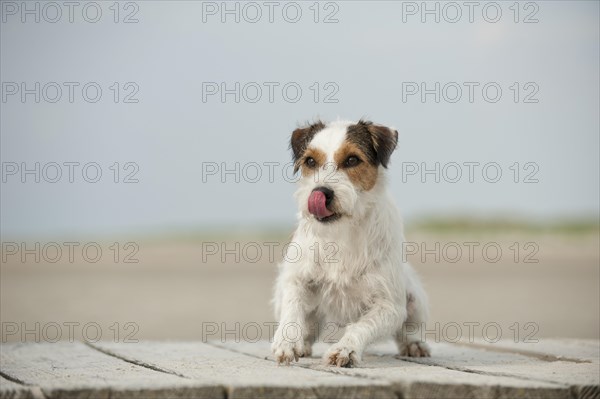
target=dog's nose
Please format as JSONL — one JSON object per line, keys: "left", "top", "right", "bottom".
{"left": 312, "top": 187, "right": 334, "bottom": 207}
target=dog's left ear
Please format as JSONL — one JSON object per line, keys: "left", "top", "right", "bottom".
{"left": 365, "top": 123, "right": 398, "bottom": 168}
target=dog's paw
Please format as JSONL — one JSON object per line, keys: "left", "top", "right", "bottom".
{"left": 324, "top": 345, "right": 360, "bottom": 367}
{"left": 271, "top": 337, "right": 305, "bottom": 365}
{"left": 399, "top": 341, "right": 431, "bottom": 357}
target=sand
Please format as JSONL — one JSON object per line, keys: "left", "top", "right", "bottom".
{"left": 1, "top": 230, "right": 598, "bottom": 343}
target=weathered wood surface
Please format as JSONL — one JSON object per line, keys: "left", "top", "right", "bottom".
{"left": 92, "top": 341, "right": 392, "bottom": 399}
{"left": 1, "top": 340, "right": 598, "bottom": 399}
{"left": 215, "top": 340, "right": 589, "bottom": 399}
{"left": 0, "top": 375, "right": 38, "bottom": 399}
{"left": 0, "top": 342, "right": 220, "bottom": 399}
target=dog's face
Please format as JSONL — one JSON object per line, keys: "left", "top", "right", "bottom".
{"left": 291, "top": 120, "right": 398, "bottom": 224}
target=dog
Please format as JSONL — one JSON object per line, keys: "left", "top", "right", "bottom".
{"left": 271, "top": 119, "right": 431, "bottom": 367}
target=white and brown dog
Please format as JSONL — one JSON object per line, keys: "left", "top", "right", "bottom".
{"left": 271, "top": 119, "right": 430, "bottom": 367}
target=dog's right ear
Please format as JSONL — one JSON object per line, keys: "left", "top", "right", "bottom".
{"left": 366, "top": 124, "right": 398, "bottom": 168}
{"left": 290, "top": 121, "right": 325, "bottom": 173}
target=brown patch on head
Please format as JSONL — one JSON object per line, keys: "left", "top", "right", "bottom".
{"left": 334, "top": 141, "right": 379, "bottom": 191}
{"left": 299, "top": 147, "right": 326, "bottom": 177}
{"left": 346, "top": 120, "right": 398, "bottom": 168}
{"left": 334, "top": 120, "right": 398, "bottom": 191}
{"left": 290, "top": 121, "right": 325, "bottom": 173}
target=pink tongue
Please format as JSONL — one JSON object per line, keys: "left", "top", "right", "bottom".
{"left": 308, "top": 191, "right": 334, "bottom": 219}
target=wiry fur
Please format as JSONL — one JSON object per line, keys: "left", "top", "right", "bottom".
{"left": 272, "top": 120, "right": 431, "bottom": 367}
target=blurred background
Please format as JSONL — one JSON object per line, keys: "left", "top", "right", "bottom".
{"left": 1, "top": 1, "right": 598, "bottom": 343}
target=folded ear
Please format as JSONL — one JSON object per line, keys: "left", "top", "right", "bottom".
{"left": 290, "top": 121, "right": 325, "bottom": 173}
{"left": 362, "top": 121, "right": 398, "bottom": 168}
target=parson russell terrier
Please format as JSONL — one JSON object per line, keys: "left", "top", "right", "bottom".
{"left": 271, "top": 119, "right": 431, "bottom": 367}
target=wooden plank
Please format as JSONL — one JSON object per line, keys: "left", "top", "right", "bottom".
{"left": 468, "top": 339, "right": 600, "bottom": 362}
{"left": 0, "top": 342, "right": 222, "bottom": 399}
{"left": 93, "top": 341, "right": 395, "bottom": 399}
{"left": 371, "top": 340, "right": 599, "bottom": 399}
{"left": 0, "top": 375, "right": 37, "bottom": 399}
{"left": 215, "top": 340, "right": 570, "bottom": 399}
{"left": 463, "top": 339, "right": 600, "bottom": 399}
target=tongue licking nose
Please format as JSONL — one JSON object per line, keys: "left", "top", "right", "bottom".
{"left": 308, "top": 190, "right": 334, "bottom": 219}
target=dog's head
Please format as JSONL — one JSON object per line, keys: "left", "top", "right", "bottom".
{"left": 291, "top": 119, "right": 398, "bottom": 224}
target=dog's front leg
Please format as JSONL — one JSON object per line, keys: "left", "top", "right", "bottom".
{"left": 271, "top": 278, "right": 313, "bottom": 365}
{"left": 325, "top": 300, "right": 404, "bottom": 367}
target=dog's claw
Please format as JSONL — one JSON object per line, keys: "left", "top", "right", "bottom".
{"left": 272, "top": 338, "right": 305, "bottom": 365}
{"left": 324, "top": 345, "right": 359, "bottom": 368}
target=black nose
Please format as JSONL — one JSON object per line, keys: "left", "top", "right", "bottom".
{"left": 312, "top": 187, "right": 334, "bottom": 207}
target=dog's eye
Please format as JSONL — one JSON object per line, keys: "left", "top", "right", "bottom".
{"left": 344, "top": 156, "right": 360, "bottom": 168}
{"left": 305, "top": 157, "right": 316, "bottom": 168}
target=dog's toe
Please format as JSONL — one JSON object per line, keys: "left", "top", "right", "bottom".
{"left": 274, "top": 348, "right": 295, "bottom": 365}
{"left": 272, "top": 340, "right": 304, "bottom": 365}
{"left": 324, "top": 346, "right": 359, "bottom": 367}
{"left": 400, "top": 341, "right": 431, "bottom": 357}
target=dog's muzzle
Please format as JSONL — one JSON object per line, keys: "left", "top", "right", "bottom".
{"left": 308, "top": 187, "right": 335, "bottom": 220}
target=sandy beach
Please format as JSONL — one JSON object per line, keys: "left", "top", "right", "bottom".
{"left": 1, "top": 228, "right": 598, "bottom": 343}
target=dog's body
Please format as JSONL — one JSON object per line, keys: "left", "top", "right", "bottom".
{"left": 272, "top": 120, "right": 430, "bottom": 367}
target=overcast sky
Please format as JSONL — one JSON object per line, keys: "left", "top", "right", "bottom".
{"left": 1, "top": 1, "right": 598, "bottom": 237}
